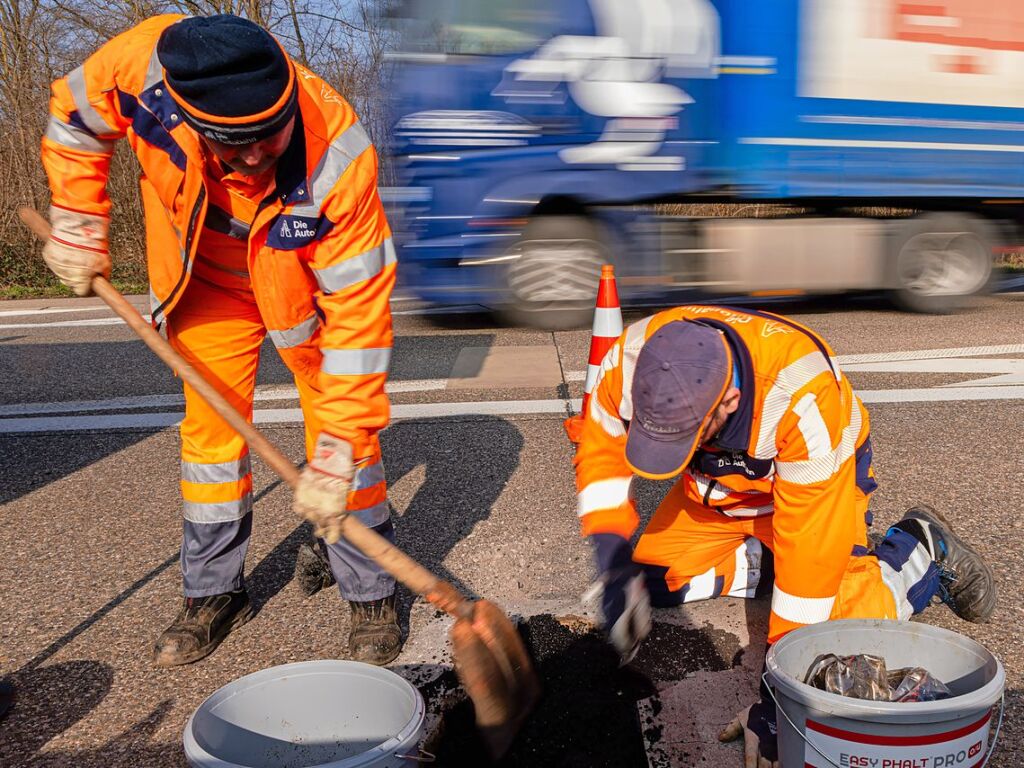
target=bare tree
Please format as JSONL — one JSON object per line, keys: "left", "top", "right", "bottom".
{"left": 1, "top": 0, "right": 397, "bottom": 295}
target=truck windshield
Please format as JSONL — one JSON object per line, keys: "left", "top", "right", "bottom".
{"left": 395, "top": 0, "right": 558, "bottom": 56}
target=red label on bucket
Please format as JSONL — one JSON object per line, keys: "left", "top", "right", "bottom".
{"left": 803, "top": 711, "right": 991, "bottom": 768}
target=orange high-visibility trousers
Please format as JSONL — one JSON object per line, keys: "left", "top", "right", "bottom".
{"left": 633, "top": 481, "right": 937, "bottom": 633}
{"left": 166, "top": 277, "right": 394, "bottom": 600}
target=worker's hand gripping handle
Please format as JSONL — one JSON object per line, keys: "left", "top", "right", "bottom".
{"left": 17, "top": 206, "right": 471, "bottom": 618}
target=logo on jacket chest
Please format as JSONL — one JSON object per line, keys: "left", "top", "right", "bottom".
{"left": 694, "top": 449, "right": 773, "bottom": 480}
{"left": 267, "top": 214, "right": 332, "bottom": 250}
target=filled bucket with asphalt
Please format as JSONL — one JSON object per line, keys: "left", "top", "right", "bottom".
{"left": 766, "top": 619, "right": 1004, "bottom": 768}
{"left": 184, "top": 660, "right": 427, "bottom": 768}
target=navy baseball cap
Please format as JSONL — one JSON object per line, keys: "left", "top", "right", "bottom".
{"left": 625, "top": 321, "right": 734, "bottom": 479}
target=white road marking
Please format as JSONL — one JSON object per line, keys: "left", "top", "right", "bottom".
{"left": 836, "top": 344, "right": 1024, "bottom": 364}
{"left": 860, "top": 386, "right": 1024, "bottom": 403}
{"left": 0, "top": 379, "right": 453, "bottom": 417}
{"left": 0, "top": 399, "right": 579, "bottom": 433}
{"left": 0, "top": 305, "right": 120, "bottom": 318}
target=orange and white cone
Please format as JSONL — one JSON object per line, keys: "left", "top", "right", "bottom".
{"left": 565, "top": 264, "right": 623, "bottom": 444}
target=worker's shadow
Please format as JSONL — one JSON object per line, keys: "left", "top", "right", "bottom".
{"left": 380, "top": 415, "right": 525, "bottom": 596}
{"left": 245, "top": 416, "right": 524, "bottom": 627}
{"left": 3, "top": 670, "right": 179, "bottom": 767}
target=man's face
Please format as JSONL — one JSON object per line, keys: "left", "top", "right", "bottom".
{"left": 201, "top": 117, "right": 295, "bottom": 176}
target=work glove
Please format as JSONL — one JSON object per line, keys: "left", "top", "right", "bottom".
{"left": 294, "top": 433, "right": 355, "bottom": 545}
{"left": 589, "top": 532, "right": 652, "bottom": 664}
{"left": 718, "top": 688, "right": 778, "bottom": 767}
{"left": 43, "top": 206, "right": 111, "bottom": 296}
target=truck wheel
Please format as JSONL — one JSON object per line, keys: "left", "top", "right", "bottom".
{"left": 498, "top": 215, "right": 610, "bottom": 330}
{"left": 888, "top": 214, "right": 994, "bottom": 314}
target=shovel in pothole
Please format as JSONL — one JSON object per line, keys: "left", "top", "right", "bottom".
{"left": 20, "top": 205, "right": 541, "bottom": 759}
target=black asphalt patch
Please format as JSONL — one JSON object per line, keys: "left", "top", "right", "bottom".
{"left": 429, "top": 614, "right": 740, "bottom": 766}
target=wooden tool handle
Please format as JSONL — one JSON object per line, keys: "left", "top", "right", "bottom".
{"left": 18, "top": 206, "right": 469, "bottom": 616}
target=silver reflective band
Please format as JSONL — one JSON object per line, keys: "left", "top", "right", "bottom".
{"left": 45, "top": 117, "right": 115, "bottom": 154}
{"left": 353, "top": 460, "right": 385, "bottom": 490}
{"left": 771, "top": 585, "right": 835, "bottom": 625}
{"left": 352, "top": 500, "right": 390, "bottom": 527}
{"left": 144, "top": 48, "right": 164, "bottom": 90}
{"left": 294, "top": 122, "right": 373, "bottom": 216}
{"left": 183, "top": 495, "right": 253, "bottom": 524}
{"left": 321, "top": 347, "right": 391, "bottom": 376}
{"left": 314, "top": 239, "right": 396, "bottom": 294}
{"left": 181, "top": 456, "right": 252, "bottom": 484}
{"left": 269, "top": 314, "right": 319, "bottom": 349}
{"left": 66, "top": 65, "right": 114, "bottom": 137}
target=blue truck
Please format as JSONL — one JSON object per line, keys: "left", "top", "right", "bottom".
{"left": 387, "top": 0, "right": 1024, "bottom": 327}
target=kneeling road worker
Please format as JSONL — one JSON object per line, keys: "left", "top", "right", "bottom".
{"left": 40, "top": 14, "right": 402, "bottom": 666}
{"left": 573, "top": 305, "right": 996, "bottom": 766}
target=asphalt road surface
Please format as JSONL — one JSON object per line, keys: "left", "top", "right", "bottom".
{"left": 1, "top": 290, "right": 1023, "bottom": 767}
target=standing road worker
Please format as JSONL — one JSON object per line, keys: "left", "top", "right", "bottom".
{"left": 41, "top": 14, "right": 403, "bottom": 666}
{"left": 573, "top": 305, "right": 996, "bottom": 766}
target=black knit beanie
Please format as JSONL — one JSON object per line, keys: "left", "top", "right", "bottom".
{"left": 157, "top": 15, "right": 297, "bottom": 145}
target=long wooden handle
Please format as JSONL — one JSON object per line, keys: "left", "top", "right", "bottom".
{"left": 19, "top": 206, "right": 469, "bottom": 615}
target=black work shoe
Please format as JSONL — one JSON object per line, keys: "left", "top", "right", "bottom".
{"left": 899, "top": 505, "right": 997, "bottom": 623}
{"left": 153, "top": 589, "right": 254, "bottom": 667}
{"left": 0, "top": 678, "right": 14, "bottom": 720}
{"left": 294, "top": 540, "right": 336, "bottom": 597}
{"left": 348, "top": 593, "right": 402, "bottom": 666}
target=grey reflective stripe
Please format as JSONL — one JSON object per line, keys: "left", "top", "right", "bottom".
{"left": 144, "top": 48, "right": 163, "bottom": 90}
{"left": 351, "top": 500, "right": 389, "bottom": 527}
{"left": 183, "top": 495, "right": 253, "bottom": 524}
{"left": 150, "top": 288, "right": 164, "bottom": 327}
{"left": 45, "top": 117, "right": 115, "bottom": 154}
{"left": 181, "top": 456, "right": 252, "bottom": 484}
{"left": 66, "top": 65, "right": 113, "bottom": 137}
{"left": 268, "top": 314, "right": 319, "bottom": 349}
{"left": 353, "top": 460, "right": 385, "bottom": 490}
{"left": 314, "top": 239, "right": 396, "bottom": 294}
{"left": 293, "top": 122, "right": 373, "bottom": 217}
{"left": 321, "top": 347, "right": 391, "bottom": 376}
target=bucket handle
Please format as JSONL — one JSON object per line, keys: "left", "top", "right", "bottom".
{"left": 762, "top": 673, "right": 1004, "bottom": 768}
{"left": 395, "top": 747, "right": 436, "bottom": 763}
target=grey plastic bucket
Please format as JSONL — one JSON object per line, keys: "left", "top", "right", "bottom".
{"left": 184, "top": 660, "right": 427, "bottom": 768}
{"left": 766, "top": 619, "right": 1004, "bottom": 768}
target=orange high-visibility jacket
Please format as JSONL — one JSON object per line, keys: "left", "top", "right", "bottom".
{"left": 41, "top": 15, "right": 395, "bottom": 458}
{"left": 575, "top": 306, "right": 875, "bottom": 642}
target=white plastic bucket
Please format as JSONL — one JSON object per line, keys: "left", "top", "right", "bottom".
{"left": 766, "top": 619, "right": 1004, "bottom": 768}
{"left": 184, "top": 660, "right": 428, "bottom": 768}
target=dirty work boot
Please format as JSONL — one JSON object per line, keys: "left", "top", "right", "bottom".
{"left": 348, "top": 593, "right": 402, "bottom": 665}
{"left": 294, "top": 540, "right": 336, "bottom": 597}
{"left": 153, "top": 589, "right": 254, "bottom": 667}
{"left": 894, "top": 505, "right": 997, "bottom": 623}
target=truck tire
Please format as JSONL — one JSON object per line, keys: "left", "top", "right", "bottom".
{"left": 887, "top": 213, "right": 994, "bottom": 314}
{"left": 497, "top": 215, "right": 611, "bottom": 330}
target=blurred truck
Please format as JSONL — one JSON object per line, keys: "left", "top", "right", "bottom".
{"left": 387, "top": 0, "right": 1024, "bottom": 327}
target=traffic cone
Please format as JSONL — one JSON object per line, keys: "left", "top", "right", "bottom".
{"left": 564, "top": 264, "right": 623, "bottom": 445}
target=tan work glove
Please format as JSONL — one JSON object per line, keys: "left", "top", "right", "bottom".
{"left": 294, "top": 433, "right": 355, "bottom": 544}
{"left": 43, "top": 206, "right": 111, "bottom": 297}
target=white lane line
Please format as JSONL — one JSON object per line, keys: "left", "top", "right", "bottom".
{"left": 0, "top": 305, "right": 122, "bottom": 318}
{"left": 0, "top": 399, "right": 580, "bottom": 433}
{"left": 836, "top": 344, "right": 1024, "bottom": 364}
{"left": 859, "top": 386, "right": 1024, "bottom": 403}
{"left": 0, "top": 303, "right": 486, "bottom": 329}
{"left": 0, "top": 316, "right": 153, "bottom": 329}
{"left": 0, "top": 378, "right": 453, "bottom": 417}
{"left": 3, "top": 382, "right": 1024, "bottom": 434}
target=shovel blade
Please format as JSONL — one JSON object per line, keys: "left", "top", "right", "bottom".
{"left": 450, "top": 600, "right": 541, "bottom": 760}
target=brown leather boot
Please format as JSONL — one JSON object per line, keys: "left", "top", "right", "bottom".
{"left": 153, "top": 589, "right": 254, "bottom": 667}
{"left": 348, "top": 593, "right": 402, "bottom": 665}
